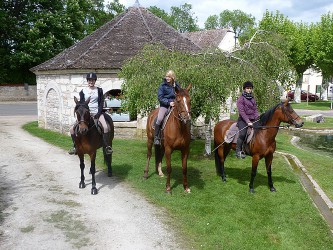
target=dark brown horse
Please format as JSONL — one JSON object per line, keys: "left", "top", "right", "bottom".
{"left": 144, "top": 84, "right": 192, "bottom": 193}
{"left": 214, "top": 99, "right": 303, "bottom": 193}
{"left": 73, "top": 96, "right": 114, "bottom": 195}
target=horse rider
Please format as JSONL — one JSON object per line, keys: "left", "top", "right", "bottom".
{"left": 68, "top": 72, "right": 112, "bottom": 155}
{"left": 235, "top": 81, "right": 260, "bottom": 159}
{"left": 154, "top": 70, "right": 180, "bottom": 145}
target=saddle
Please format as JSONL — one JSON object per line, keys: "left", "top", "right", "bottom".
{"left": 74, "top": 113, "right": 112, "bottom": 135}
{"left": 152, "top": 107, "right": 173, "bottom": 130}
{"left": 224, "top": 122, "right": 254, "bottom": 144}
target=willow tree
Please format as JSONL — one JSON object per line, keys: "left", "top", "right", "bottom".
{"left": 119, "top": 40, "right": 295, "bottom": 122}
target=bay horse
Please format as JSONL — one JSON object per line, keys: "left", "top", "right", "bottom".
{"left": 144, "top": 84, "right": 192, "bottom": 193}
{"left": 73, "top": 96, "right": 114, "bottom": 195}
{"left": 214, "top": 99, "right": 303, "bottom": 193}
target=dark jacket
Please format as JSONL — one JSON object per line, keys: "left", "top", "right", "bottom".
{"left": 157, "top": 79, "right": 180, "bottom": 108}
{"left": 236, "top": 93, "right": 259, "bottom": 123}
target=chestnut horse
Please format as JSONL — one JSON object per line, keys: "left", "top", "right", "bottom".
{"left": 144, "top": 84, "right": 192, "bottom": 193}
{"left": 214, "top": 99, "right": 303, "bottom": 193}
{"left": 73, "top": 96, "right": 114, "bottom": 195}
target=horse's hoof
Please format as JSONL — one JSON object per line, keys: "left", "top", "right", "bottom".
{"left": 184, "top": 188, "right": 191, "bottom": 193}
{"left": 270, "top": 187, "right": 276, "bottom": 192}
{"left": 79, "top": 182, "right": 86, "bottom": 189}
{"left": 159, "top": 174, "right": 164, "bottom": 178}
{"left": 108, "top": 172, "right": 112, "bottom": 177}
{"left": 222, "top": 177, "right": 227, "bottom": 182}
{"left": 91, "top": 188, "right": 98, "bottom": 195}
{"left": 165, "top": 189, "right": 172, "bottom": 195}
{"left": 249, "top": 188, "right": 255, "bottom": 193}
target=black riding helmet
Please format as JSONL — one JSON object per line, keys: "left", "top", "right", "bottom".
{"left": 243, "top": 81, "right": 254, "bottom": 89}
{"left": 86, "top": 72, "right": 97, "bottom": 80}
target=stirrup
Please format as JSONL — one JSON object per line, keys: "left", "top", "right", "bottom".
{"left": 105, "top": 146, "right": 113, "bottom": 154}
{"left": 236, "top": 151, "right": 246, "bottom": 159}
{"left": 68, "top": 147, "right": 77, "bottom": 155}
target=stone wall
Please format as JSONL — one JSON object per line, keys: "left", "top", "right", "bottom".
{"left": 34, "top": 71, "right": 231, "bottom": 139}
{"left": 0, "top": 84, "right": 37, "bottom": 101}
{"left": 34, "top": 70, "right": 148, "bottom": 138}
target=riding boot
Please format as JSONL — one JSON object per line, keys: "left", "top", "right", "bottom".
{"left": 103, "top": 132, "right": 113, "bottom": 155}
{"left": 235, "top": 137, "right": 246, "bottom": 159}
{"left": 154, "top": 124, "right": 161, "bottom": 145}
{"left": 68, "top": 134, "right": 77, "bottom": 155}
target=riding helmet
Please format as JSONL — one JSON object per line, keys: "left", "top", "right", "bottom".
{"left": 86, "top": 72, "right": 97, "bottom": 80}
{"left": 243, "top": 81, "right": 254, "bottom": 89}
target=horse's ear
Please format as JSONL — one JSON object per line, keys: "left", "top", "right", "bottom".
{"left": 74, "top": 96, "right": 78, "bottom": 104}
{"left": 186, "top": 83, "right": 192, "bottom": 91}
{"left": 85, "top": 96, "right": 91, "bottom": 105}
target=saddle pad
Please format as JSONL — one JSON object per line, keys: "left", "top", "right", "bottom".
{"left": 224, "top": 123, "right": 239, "bottom": 143}
{"left": 224, "top": 123, "right": 254, "bottom": 144}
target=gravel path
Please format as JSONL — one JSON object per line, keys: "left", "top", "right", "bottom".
{"left": 0, "top": 116, "right": 182, "bottom": 250}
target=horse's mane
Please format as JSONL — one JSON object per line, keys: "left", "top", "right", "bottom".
{"left": 259, "top": 102, "right": 283, "bottom": 126}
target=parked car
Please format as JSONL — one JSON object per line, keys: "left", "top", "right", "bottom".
{"left": 286, "top": 90, "right": 319, "bottom": 102}
{"left": 104, "top": 98, "right": 130, "bottom": 122}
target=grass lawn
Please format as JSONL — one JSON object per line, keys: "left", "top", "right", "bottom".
{"left": 23, "top": 121, "right": 333, "bottom": 249}
{"left": 291, "top": 100, "right": 333, "bottom": 110}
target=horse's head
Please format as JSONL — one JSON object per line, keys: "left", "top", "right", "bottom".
{"left": 174, "top": 84, "right": 191, "bottom": 124}
{"left": 74, "top": 96, "right": 91, "bottom": 135}
{"left": 279, "top": 99, "right": 304, "bottom": 128}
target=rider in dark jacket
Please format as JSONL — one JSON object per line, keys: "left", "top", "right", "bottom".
{"left": 236, "top": 81, "right": 260, "bottom": 159}
{"left": 154, "top": 70, "right": 180, "bottom": 145}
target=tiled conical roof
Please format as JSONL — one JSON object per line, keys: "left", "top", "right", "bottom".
{"left": 31, "top": 6, "right": 201, "bottom": 72}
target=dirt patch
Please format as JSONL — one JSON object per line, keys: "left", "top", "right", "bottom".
{"left": 0, "top": 116, "right": 183, "bottom": 249}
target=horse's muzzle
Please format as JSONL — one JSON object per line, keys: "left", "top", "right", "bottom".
{"left": 294, "top": 121, "right": 304, "bottom": 128}
{"left": 78, "top": 127, "right": 88, "bottom": 135}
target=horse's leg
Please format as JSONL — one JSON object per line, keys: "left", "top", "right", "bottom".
{"left": 181, "top": 148, "right": 190, "bottom": 193}
{"left": 156, "top": 146, "right": 165, "bottom": 177}
{"left": 144, "top": 138, "right": 153, "bottom": 179}
{"left": 107, "top": 138, "right": 113, "bottom": 177}
{"left": 79, "top": 154, "right": 86, "bottom": 189}
{"left": 165, "top": 148, "right": 172, "bottom": 194}
{"left": 105, "top": 150, "right": 112, "bottom": 177}
{"left": 90, "top": 152, "right": 98, "bottom": 195}
{"left": 265, "top": 153, "right": 276, "bottom": 192}
{"left": 249, "top": 155, "right": 260, "bottom": 193}
{"left": 215, "top": 147, "right": 226, "bottom": 182}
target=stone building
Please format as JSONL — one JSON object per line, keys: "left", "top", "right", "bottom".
{"left": 30, "top": 5, "right": 201, "bottom": 138}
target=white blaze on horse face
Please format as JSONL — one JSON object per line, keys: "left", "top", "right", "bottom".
{"left": 183, "top": 96, "right": 190, "bottom": 119}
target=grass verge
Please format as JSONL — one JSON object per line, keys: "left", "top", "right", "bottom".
{"left": 23, "top": 121, "right": 333, "bottom": 249}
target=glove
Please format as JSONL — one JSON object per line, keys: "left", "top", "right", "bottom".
{"left": 94, "top": 113, "right": 101, "bottom": 119}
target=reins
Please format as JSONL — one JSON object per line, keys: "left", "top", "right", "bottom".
{"left": 211, "top": 118, "right": 291, "bottom": 154}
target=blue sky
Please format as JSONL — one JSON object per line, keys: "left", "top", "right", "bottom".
{"left": 116, "top": 0, "right": 333, "bottom": 28}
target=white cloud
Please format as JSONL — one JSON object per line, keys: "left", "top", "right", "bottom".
{"left": 116, "top": 0, "right": 331, "bottom": 28}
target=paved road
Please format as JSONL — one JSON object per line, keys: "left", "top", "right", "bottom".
{"left": 0, "top": 102, "right": 182, "bottom": 250}
{"left": 0, "top": 101, "right": 331, "bottom": 117}
{"left": 0, "top": 101, "right": 37, "bottom": 116}
{"left": 294, "top": 109, "right": 333, "bottom": 117}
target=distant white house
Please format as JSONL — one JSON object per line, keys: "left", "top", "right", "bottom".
{"left": 287, "top": 67, "right": 332, "bottom": 101}
{"left": 185, "top": 28, "right": 240, "bottom": 52}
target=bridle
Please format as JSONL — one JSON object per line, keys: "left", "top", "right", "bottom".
{"left": 280, "top": 103, "right": 302, "bottom": 127}
{"left": 74, "top": 103, "right": 96, "bottom": 134}
{"left": 173, "top": 94, "right": 191, "bottom": 124}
